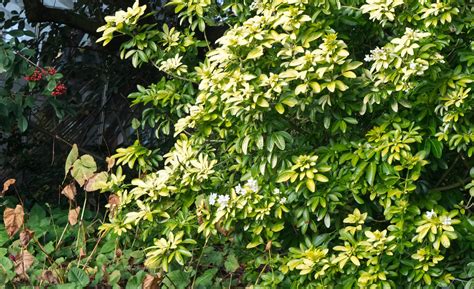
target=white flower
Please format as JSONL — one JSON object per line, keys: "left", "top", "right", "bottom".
{"left": 409, "top": 61, "right": 417, "bottom": 70}
{"left": 273, "top": 188, "right": 280, "bottom": 195}
{"left": 442, "top": 217, "right": 452, "bottom": 226}
{"left": 426, "top": 209, "right": 436, "bottom": 219}
{"left": 364, "top": 54, "right": 373, "bottom": 62}
{"left": 280, "top": 197, "right": 287, "bottom": 204}
{"left": 249, "top": 0, "right": 258, "bottom": 10}
{"left": 247, "top": 178, "right": 258, "bottom": 192}
{"left": 217, "top": 195, "right": 230, "bottom": 208}
{"left": 209, "top": 193, "right": 218, "bottom": 205}
{"left": 235, "top": 184, "right": 246, "bottom": 195}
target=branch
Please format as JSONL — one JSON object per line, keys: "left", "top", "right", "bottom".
{"left": 23, "top": 0, "right": 101, "bottom": 36}
{"left": 432, "top": 177, "right": 471, "bottom": 192}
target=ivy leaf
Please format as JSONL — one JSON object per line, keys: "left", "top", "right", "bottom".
{"left": 224, "top": 253, "right": 239, "bottom": 273}
{"left": 67, "top": 267, "right": 89, "bottom": 287}
{"left": 71, "top": 155, "right": 97, "bottom": 186}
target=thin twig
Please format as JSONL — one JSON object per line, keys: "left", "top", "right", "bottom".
{"left": 432, "top": 177, "right": 471, "bottom": 192}
{"left": 190, "top": 237, "right": 209, "bottom": 289}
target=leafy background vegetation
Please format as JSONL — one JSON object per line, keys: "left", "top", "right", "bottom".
{"left": 1, "top": 0, "right": 474, "bottom": 288}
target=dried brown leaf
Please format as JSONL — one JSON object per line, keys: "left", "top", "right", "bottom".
{"left": 41, "top": 270, "right": 59, "bottom": 284}
{"left": 1, "top": 179, "right": 16, "bottom": 196}
{"left": 265, "top": 240, "right": 272, "bottom": 251}
{"left": 79, "top": 247, "right": 86, "bottom": 258}
{"left": 107, "top": 194, "right": 120, "bottom": 217}
{"left": 142, "top": 274, "right": 160, "bottom": 289}
{"left": 61, "top": 183, "right": 77, "bottom": 201}
{"left": 84, "top": 172, "right": 108, "bottom": 192}
{"left": 14, "top": 250, "right": 34, "bottom": 275}
{"left": 115, "top": 248, "right": 122, "bottom": 258}
{"left": 108, "top": 194, "right": 120, "bottom": 207}
{"left": 20, "top": 229, "right": 34, "bottom": 247}
{"left": 68, "top": 206, "right": 80, "bottom": 226}
{"left": 4, "top": 205, "right": 24, "bottom": 237}
{"left": 106, "top": 157, "right": 115, "bottom": 171}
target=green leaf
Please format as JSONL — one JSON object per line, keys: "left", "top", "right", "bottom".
{"left": 67, "top": 267, "right": 89, "bottom": 287}
{"left": 274, "top": 133, "right": 285, "bottom": 150}
{"left": 277, "top": 171, "right": 294, "bottom": 183}
{"left": 315, "top": 174, "right": 328, "bottom": 183}
{"left": 281, "top": 97, "right": 298, "bottom": 107}
{"left": 65, "top": 144, "right": 79, "bottom": 176}
{"left": 429, "top": 139, "right": 443, "bottom": 158}
{"left": 365, "top": 162, "right": 376, "bottom": 186}
{"left": 17, "top": 115, "right": 28, "bottom": 132}
{"left": 275, "top": 103, "right": 285, "bottom": 114}
{"left": 306, "top": 178, "right": 316, "bottom": 192}
{"left": 0, "top": 229, "right": 9, "bottom": 247}
{"left": 47, "top": 80, "right": 57, "bottom": 91}
{"left": 195, "top": 268, "right": 218, "bottom": 288}
{"left": 0, "top": 256, "right": 13, "bottom": 271}
{"left": 242, "top": 135, "right": 250, "bottom": 155}
{"left": 126, "top": 271, "right": 146, "bottom": 289}
{"left": 224, "top": 253, "right": 239, "bottom": 273}
{"left": 109, "top": 270, "right": 121, "bottom": 284}
{"left": 246, "top": 46, "right": 263, "bottom": 59}
{"left": 162, "top": 270, "right": 191, "bottom": 289}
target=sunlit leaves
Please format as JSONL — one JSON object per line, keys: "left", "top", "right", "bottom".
{"left": 94, "top": 0, "right": 474, "bottom": 287}
{"left": 71, "top": 155, "right": 97, "bottom": 186}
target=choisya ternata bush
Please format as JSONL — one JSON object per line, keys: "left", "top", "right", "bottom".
{"left": 95, "top": 0, "right": 474, "bottom": 287}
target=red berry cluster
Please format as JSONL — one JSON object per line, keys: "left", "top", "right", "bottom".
{"left": 24, "top": 66, "right": 58, "bottom": 82}
{"left": 47, "top": 67, "right": 57, "bottom": 75}
{"left": 24, "top": 68, "right": 43, "bottom": 81}
{"left": 52, "top": 83, "right": 67, "bottom": 96}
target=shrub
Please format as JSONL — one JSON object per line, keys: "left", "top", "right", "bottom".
{"left": 54, "top": 0, "right": 474, "bottom": 287}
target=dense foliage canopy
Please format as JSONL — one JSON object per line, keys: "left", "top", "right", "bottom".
{"left": 1, "top": 0, "right": 474, "bottom": 288}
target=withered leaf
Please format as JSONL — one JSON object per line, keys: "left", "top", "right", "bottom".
{"left": 68, "top": 206, "right": 80, "bottom": 226}
{"left": 107, "top": 194, "right": 120, "bottom": 217}
{"left": 1, "top": 178, "right": 16, "bottom": 196}
{"left": 84, "top": 172, "right": 108, "bottom": 192}
{"left": 79, "top": 247, "right": 86, "bottom": 258}
{"left": 14, "top": 250, "right": 34, "bottom": 275}
{"left": 20, "top": 229, "right": 34, "bottom": 247}
{"left": 41, "top": 270, "right": 59, "bottom": 284}
{"left": 106, "top": 157, "right": 115, "bottom": 171}
{"left": 4, "top": 205, "right": 24, "bottom": 237}
{"left": 108, "top": 194, "right": 120, "bottom": 207}
{"left": 61, "top": 183, "right": 77, "bottom": 201}
{"left": 142, "top": 274, "right": 160, "bottom": 289}
{"left": 115, "top": 248, "right": 122, "bottom": 258}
